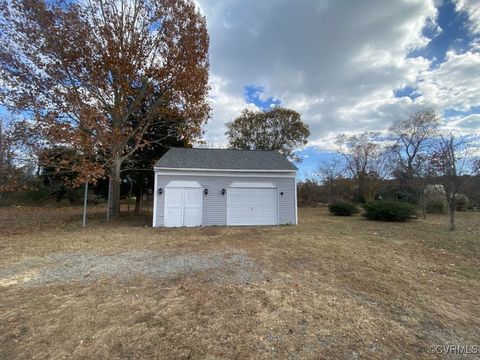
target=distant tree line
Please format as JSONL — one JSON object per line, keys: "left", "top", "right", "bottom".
{"left": 298, "top": 108, "right": 479, "bottom": 230}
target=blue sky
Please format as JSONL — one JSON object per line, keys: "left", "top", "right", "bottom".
{"left": 199, "top": 0, "right": 480, "bottom": 179}
{"left": 0, "top": 105, "right": 9, "bottom": 120}
{"left": 243, "top": 86, "right": 281, "bottom": 110}
{"left": 408, "top": 0, "right": 474, "bottom": 65}
{"left": 2, "top": 0, "right": 479, "bottom": 181}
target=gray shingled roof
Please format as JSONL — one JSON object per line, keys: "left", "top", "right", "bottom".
{"left": 154, "top": 148, "right": 297, "bottom": 171}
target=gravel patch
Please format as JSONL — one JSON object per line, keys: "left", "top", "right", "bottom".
{"left": 0, "top": 250, "right": 266, "bottom": 286}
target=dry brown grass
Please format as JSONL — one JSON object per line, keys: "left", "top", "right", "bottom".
{"left": 0, "top": 206, "right": 479, "bottom": 359}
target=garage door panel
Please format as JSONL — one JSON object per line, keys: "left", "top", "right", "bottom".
{"left": 184, "top": 208, "right": 202, "bottom": 227}
{"left": 165, "top": 188, "right": 183, "bottom": 227}
{"left": 165, "top": 208, "right": 183, "bottom": 227}
{"left": 166, "top": 188, "right": 183, "bottom": 207}
{"left": 165, "top": 187, "right": 202, "bottom": 227}
{"left": 184, "top": 188, "right": 202, "bottom": 207}
{"left": 227, "top": 187, "right": 278, "bottom": 225}
{"left": 183, "top": 188, "right": 202, "bottom": 227}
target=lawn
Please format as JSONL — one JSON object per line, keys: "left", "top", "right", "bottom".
{"left": 0, "top": 206, "right": 479, "bottom": 359}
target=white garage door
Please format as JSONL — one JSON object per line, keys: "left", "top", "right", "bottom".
{"left": 227, "top": 187, "right": 278, "bottom": 226}
{"left": 164, "top": 183, "right": 202, "bottom": 227}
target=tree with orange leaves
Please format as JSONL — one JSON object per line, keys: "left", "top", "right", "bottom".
{"left": 0, "top": 0, "right": 210, "bottom": 216}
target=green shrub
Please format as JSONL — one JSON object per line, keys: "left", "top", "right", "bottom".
{"left": 363, "top": 200, "right": 417, "bottom": 222}
{"left": 455, "top": 194, "right": 469, "bottom": 211}
{"left": 425, "top": 198, "right": 447, "bottom": 214}
{"left": 328, "top": 201, "right": 359, "bottom": 216}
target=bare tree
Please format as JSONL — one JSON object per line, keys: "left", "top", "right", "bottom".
{"left": 474, "top": 159, "right": 480, "bottom": 176}
{"left": 390, "top": 108, "right": 440, "bottom": 218}
{"left": 0, "top": 119, "right": 12, "bottom": 191}
{"left": 317, "top": 159, "right": 342, "bottom": 201}
{"left": 336, "top": 132, "right": 391, "bottom": 202}
{"left": 428, "top": 134, "right": 474, "bottom": 230}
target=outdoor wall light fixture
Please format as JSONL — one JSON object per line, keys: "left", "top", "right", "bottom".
{"left": 158, "top": 188, "right": 163, "bottom": 195}
{"left": 204, "top": 188, "right": 209, "bottom": 195}
{"left": 221, "top": 188, "right": 226, "bottom": 195}
{"left": 280, "top": 192, "right": 284, "bottom": 196}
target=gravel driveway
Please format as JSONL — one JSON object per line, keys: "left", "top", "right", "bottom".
{"left": 0, "top": 250, "right": 266, "bottom": 286}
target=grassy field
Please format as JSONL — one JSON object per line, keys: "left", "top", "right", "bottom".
{"left": 0, "top": 206, "right": 479, "bottom": 359}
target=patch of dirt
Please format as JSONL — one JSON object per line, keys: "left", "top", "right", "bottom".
{"left": 0, "top": 250, "right": 266, "bottom": 286}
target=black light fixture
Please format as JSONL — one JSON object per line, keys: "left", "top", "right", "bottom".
{"left": 280, "top": 191, "right": 284, "bottom": 196}
{"left": 204, "top": 188, "right": 208, "bottom": 195}
{"left": 158, "top": 188, "right": 163, "bottom": 195}
{"left": 221, "top": 188, "right": 226, "bottom": 195}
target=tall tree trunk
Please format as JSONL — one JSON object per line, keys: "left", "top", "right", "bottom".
{"left": 108, "top": 158, "right": 122, "bottom": 217}
{"left": 135, "top": 184, "right": 143, "bottom": 215}
{"left": 0, "top": 120, "right": 3, "bottom": 175}
{"left": 448, "top": 202, "right": 456, "bottom": 231}
{"left": 363, "top": 185, "right": 375, "bottom": 203}
{"left": 127, "top": 181, "right": 133, "bottom": 213}
{"left": 418, "top": 191, "right": 426, "bottom": 219}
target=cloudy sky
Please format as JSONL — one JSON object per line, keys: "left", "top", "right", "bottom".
{"left": 196, "top": 0, "right": 480, "bottom": 178}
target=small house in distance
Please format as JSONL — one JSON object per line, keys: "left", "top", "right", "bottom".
{"left": 153, "top": 148, "right": 298, "bottom": 227}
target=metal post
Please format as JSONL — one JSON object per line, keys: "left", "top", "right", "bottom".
{"left": 82, "top": 181, "right": 88, "bottom": 227}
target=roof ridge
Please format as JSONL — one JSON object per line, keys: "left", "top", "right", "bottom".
{"left": 170, "top": 147, "right": 281, "bottom": 152}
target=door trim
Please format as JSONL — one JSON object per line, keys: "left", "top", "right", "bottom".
{"left": 166, "top": 180, "right": 202, "bottom": 188}
{"left": 228, "top": 181, "right": 277, "bottom": 188}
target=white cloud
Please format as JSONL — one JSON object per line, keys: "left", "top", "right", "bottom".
{"left": 455, "top": 0, "right": 480, "bottom": 34}
{"left": 445, "top": 113, "right": 480, "bottom": 133}
{"left": 197, "top": 0, "right": 479, "bottom": 151}
{"left": 202, "top": 75, "right": 259, "bottom": 148}
{"left": 417, "top": 51, "right": 480, "bottom": 111}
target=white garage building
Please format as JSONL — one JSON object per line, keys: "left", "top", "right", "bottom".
{"left": 153, "top": 148, "right": 298, "bottom": 227}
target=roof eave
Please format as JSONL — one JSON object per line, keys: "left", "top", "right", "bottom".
{"left": 154, "top": 167, "right": 297, "bottom": 172}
